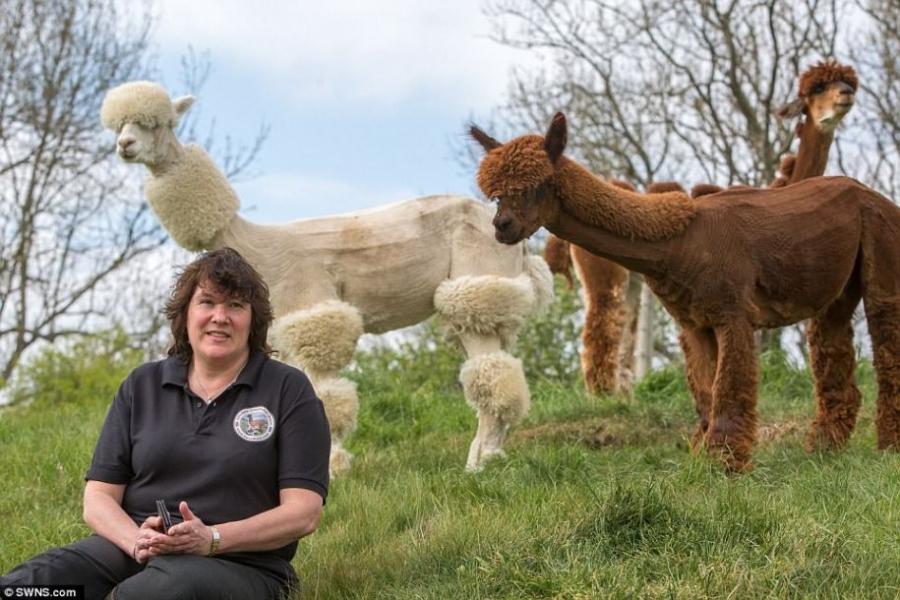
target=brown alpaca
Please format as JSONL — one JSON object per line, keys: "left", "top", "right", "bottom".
{"left": 693, "top": 60, "right": 858, "bottom": 198}
{"left": 687, "top": 61, "right": 862, "bottom": 454}
{"left": 543, "top": 178, "right": 663, "bottom": 395}
{"left": 470, "top": 113, "right": 900, "bottom": 471}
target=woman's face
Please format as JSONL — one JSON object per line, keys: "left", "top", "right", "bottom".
{"left": 186, "top": 281, "right": 252, "bottom": 367}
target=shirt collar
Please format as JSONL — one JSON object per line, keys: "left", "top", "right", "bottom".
{"left": 161, "top": 350, "right": 268, "bottom": 389}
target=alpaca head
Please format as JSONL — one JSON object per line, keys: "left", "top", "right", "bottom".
{"left": 775, "top": 60, "right": 858, "bottom": 133}
{"left": 100, "top": 81, "right": 195, "bottom": 168}
{"left": 470, "top": 113, "right": 568, "bottom": 244}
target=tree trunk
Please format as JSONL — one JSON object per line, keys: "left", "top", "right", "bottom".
{"left": 617, "top": 271, "right": 643, "bottom": 391}
{"left": 634, "top": 281, "right": 655, "bottom": 381}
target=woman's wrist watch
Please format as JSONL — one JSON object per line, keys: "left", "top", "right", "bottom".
{"left": 208, "top": 526, "right": 221, "bottom": 556}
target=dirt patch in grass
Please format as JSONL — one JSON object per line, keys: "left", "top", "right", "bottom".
{"left": 514, "top": 416, "right": 805, "bottom": 450}
{"left": 512, "top": 416, "right": 686, "bottom": 449}
{"left": 756, "top": 419, "right": 803, "bottom": 443}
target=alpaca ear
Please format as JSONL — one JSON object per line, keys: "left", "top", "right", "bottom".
{"left": 544, "top": 112, "right": 567, "bottom": 163}
{"left": 469, "top": 124, "right": 501, "bottom": 152}
{"left": 774, "top": 98, "right": 806, "bottom": 120}
{"left": 172, "top": 95, "right": 196, "bottom": 121}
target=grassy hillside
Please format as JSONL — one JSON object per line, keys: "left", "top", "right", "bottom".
{"left": 1, "top": 327, "right": 899, "bottom": 599}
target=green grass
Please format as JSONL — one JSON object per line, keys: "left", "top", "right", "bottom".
{"left": 2, "top": 344, "right": 899, "bottom": 599}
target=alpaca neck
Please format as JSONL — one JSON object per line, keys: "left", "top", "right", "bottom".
{"left": 546, "top": 158, "right": 695, "bottom": 277}
{"left": 147, "top": 133, "right": 187, "bottom": 178}
{"left": 144, "top": 144, "right": 240, "bottom": 251}
{"left": 788, "top": 117, "right": 834, "bottom": 184}
{"left": 548, "top": 211, "right": 669, "bottom": 278}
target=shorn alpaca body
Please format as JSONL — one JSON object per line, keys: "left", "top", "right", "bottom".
{"left": 101, "top": 81, "right": 553, "bottom": 473}
{"left": 470, "top": 113, "right": 900, "bottom": 471}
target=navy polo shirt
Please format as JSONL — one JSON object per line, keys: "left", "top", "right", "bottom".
{"left": 85, "top": 350, "right": 330, "bottom": 562}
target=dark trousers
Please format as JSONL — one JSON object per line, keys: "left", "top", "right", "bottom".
{"left": 1, "top": 535, "right": 297, "bottom": 600}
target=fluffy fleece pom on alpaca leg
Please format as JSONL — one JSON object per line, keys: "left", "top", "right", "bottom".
{"left": 459, "top": 352, "right": 530, "bottom": 471}
{"left": 270, "top": 300, "right": 363, "bottom": 379}
{"left": 434, "top": 273, "right": 537, "bottom": 349}
{"left": 270, "top": 302, "right": 363, "bottom": 475}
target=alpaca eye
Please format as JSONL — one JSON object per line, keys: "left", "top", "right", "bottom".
{"left": 811, "top": 83, "right": 826, "bottom": 95}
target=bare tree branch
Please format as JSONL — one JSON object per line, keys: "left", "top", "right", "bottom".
{"left": 480, "top": 0, "right": 843, "bottom": 189}
{"left": 0, "top": 1, "right": 271, "bottom": 383}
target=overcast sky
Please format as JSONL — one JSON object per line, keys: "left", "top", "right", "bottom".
{"left": 149, "top": 0, "right": 534, "bottom": 223}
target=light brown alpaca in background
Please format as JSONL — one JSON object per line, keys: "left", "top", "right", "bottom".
{"left": 771, "top": 59, "right": 857, "bottom": 186}
{"left": 692, "top": 59, "right": 857, "bottom": 198}
{"left": 471, "top": 112, "right": 900, "bottom": 472}
{"left": 543, "top": 180, "right": 686, "bottom": 395}
{"left": 543, "top": 179, "right": 633, "bottom": 395}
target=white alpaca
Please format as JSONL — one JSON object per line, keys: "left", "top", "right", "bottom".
{"left": 101, "top": 81, "right": 553, "bottom": 473}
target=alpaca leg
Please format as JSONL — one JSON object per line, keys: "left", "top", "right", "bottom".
{"left": 805, "top": 288, "right": 862, "bottom": 451}
{"left": 270, "top": 301, "right": 364, "bottom": 475}
{"left": 313, "top": 378, "right": 359, "bottom": 475}
{"left": 458, "top": 334, "right": 530, "bottom": 471}
{"left": 434, "top": 275, "right": 536, "bottom": 470}
{"left": 571, "top": 247, "right": 627, "bottom": 395}
{"left": 707, "top": 321, "right": 758, "bottom": 472}
{"left": 864, "top": 299, "right": 900, "bottom": 449}
{"left": 679, "top": 327, "right": 717, "bottom": 450}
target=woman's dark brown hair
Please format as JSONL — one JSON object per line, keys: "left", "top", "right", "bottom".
{"left": 164, "top": 247, "right": 274, "bottom": 361}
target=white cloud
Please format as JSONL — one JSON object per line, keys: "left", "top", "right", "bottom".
{"left": 154, "top": 0, "right": 531, "bottom": 109}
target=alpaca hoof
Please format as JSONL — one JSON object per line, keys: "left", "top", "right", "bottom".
{"left": 876, "top": 418, "right": 900, "bottom": 450}
{"left": 804, "top": 422, "right": 850, "bottom": 452}
{"left": 689, "top": 422, "right": 708, "bottom": 452}
{"left": 704, "top": 442, "right": 753, "bottom": 473}
{"left": 330, "top": 447, "right": 353, "bottom": 477}
{"left": 723, "top": 459, "right": 754, "bottom": 474}
{"left": 465, "top": 448, "right": 507, "bottom": 472}
{"left": 876, "top": 436, "right": 900, "bottom": 451}
{"left": 705, "top": 435, "right": 752, "bottom": 473}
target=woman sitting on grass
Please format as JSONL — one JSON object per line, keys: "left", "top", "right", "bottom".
{"left": 1, "top": 248, "right": 331, "bottom": 600}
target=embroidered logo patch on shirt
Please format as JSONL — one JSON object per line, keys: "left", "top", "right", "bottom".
{"left": 234, "top": 406, "right": 275, "bottom": 442}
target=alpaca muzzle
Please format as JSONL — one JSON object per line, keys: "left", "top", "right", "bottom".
{"left": 493, "top": 213, "right": 523, "bottom": 244}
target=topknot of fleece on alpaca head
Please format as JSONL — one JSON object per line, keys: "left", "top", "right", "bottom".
{"left": 476, "top": 135, "right": 554, "bottom": 199}
{"left": 100, "top": 81, "right": 177, "bottom": 131}
{"left": 798, "top": 60, "right": 859, "bottom": 97}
